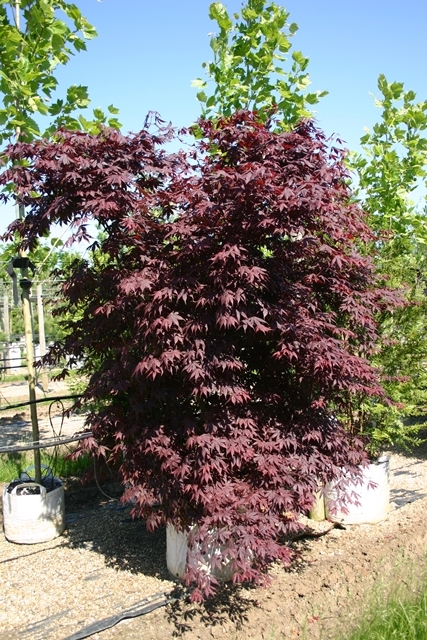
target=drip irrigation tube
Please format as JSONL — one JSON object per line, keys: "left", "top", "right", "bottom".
{"left": 0, "top": 432, "right": 93, "bottom": 454}
{"left": 0, "top": 394, "right": 82, "bottom": 412}
{"left": 62, "top": 591, "right": 183, "bottom": 640}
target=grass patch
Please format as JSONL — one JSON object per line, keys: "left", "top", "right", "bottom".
{"left": 341, "top": 589, "right": 427, "bottom": 640}
{"left": 0, "top": 449, "right": 92, "bottom": 482}
{"left": 326, "top": 551, "right": 427, "bottom": 640}
{"left": 0, "top": 372, "right": 29, "bottom": 384}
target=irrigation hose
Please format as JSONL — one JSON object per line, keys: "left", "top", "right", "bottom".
{"left": 0, "top": 393, "right": 82, "bottom": 412}
{"left": 0, "top": 431, "right": 93, "bottom": 453}
{"left": 62, "top": 591, "right": 183, "bottom": 640}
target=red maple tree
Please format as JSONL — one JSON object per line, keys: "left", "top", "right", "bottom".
{"left": 1, "top": 112, "right": 400, "bottom": 599}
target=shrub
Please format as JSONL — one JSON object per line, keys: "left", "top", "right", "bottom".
{"left": 0, "top": 113, "right": 400, "bottom": 599}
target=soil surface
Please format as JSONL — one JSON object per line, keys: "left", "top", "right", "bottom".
{"left": 1, "top": 384, "right": 427, "bottom": 640}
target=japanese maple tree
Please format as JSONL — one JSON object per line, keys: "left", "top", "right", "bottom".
{"left": 1, "top": 112, "right": 400, "bottom": 599}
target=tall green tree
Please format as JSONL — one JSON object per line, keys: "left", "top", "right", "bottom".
{"left": 0, "top": 237, "right": 83, "bottom": 341}
{"left": 353, "top": 74, "right": 427, "bottom": 246}
{"left": 0, "top": 0, "right": 120, "bottom": 483}
{"left": 349, "top": 75, "right": 427, "bottom": 449}
{"left": 0, "top": 0, "right": 121, "bottom": 345}
{"left": 193, "top": 0, "right": 327, "bottom": 129}
{"left": 0, "top": 0, "right": 120, "bottom": 145}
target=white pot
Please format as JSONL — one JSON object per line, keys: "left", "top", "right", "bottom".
{"left": 325, "top": 456, "right": 390, "bottom": 525}
{"left": 2, "top": 480, "right": 65, "bottom": 544}
{"left": 166, "top": 524, "right": 235, "bottom": 582}
{"left": 6, "top": 345, "right": 21, "bottom": 372}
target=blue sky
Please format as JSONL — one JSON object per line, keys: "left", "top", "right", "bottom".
{"left": 1, "top": 0, "right": 427, "bottom": 233}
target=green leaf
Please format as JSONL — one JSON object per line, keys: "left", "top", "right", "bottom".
{"left": 297, "top": 74, "right": 311, "bottom": 90}
{"left": 78, "top": 114, "right": 91, "bottom": 130}
{"left": 244, "top": 9, "right": 259, "bottom": 19}
{"left": 305, "top": 92, "right": 319, "bottom": 105}
{"left": 93, "top": 107, "right": 106, "bottom": 121}
{"left": 390, "top": 81, "right": 404, "bottom": 99}
{"left": 191, "top": 78, "right": 207, "bottom": 89}
{"left": 67, "top": 84, "right": 90, "bottom": 108}
{"left": 291, "top": 50, "right": 308, "bottom": 69}
{"left": 48, "top": 99, "right": 64, "bottom": 116}
{"left": 377, "top": 74, "right": 388, "bottom": 95}
{"left": 65, "top": 4, "right": 84, "bottom": 22}
{"left": 51, "top": 33, "right": 64, "bottom": 53}
{"left": 107, "top": 117, "right": 122, "bottom": 129}
{"left": 19, "top": 114, "right": 41, "bottom": 138}
{"left": 73, "top": 38, "right": 87, "bottom": 53}
{"left": 196, "top": 91, "right": 208, "bottom": 103}
{"left": 107, "top": 104, "right": 120, "bottom": 114}
{"left": 81, "top": 22, "right": 98, "bottom": 40}
{"left": 209, "top": 2, "right": 232, "bottom": 31}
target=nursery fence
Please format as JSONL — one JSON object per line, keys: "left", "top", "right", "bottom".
{"left": 0, "top": 393, "right": 89, "bottom": 455}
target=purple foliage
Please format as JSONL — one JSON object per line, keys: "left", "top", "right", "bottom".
{"left": 0, "top": 112, "right": 401, "bottom": 600}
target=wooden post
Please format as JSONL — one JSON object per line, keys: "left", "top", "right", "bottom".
{"left": 20, "top": 262, "right": 41, "bottom": 484}
{"left": 309, "top": 489, "right": 326, "bottom": 521}
{"left": 14, "top": 0, "right": 41, "bottom": 485}
{"left": 36, "top": 284, "right": 49, "bottom": 392}
{"left": 3, "top": 294, "right": 10, "bottom": 342}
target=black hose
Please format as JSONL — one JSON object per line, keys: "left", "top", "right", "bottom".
{"left": 0, "top": 393, "right": 82, "bottom": 412}
{"left": 62, "top": 592, "right": 182, "bottom": 640}
{"left": 0, "top": 432, "right": 93, "bottom": 454}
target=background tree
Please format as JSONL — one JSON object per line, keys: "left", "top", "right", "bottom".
{"left": 0, "top": 0, "right": 120, "bottom": 484}
{"left": 349, "top": 75, "right": 427, "bottom": 450}
{"left": 0, "top": 0, "right": 121, "bottom": 346}
{"left": 0, "top": 0, "right": 121, "bottom": 145}
{"left": 0, "top": 237, "right": 82, "bottom": 342}
{"left": 192, "top": 0, "right": 327, "bottom": 129}
{"left": 0, "top": 114, "right": 401, "bottom": 598}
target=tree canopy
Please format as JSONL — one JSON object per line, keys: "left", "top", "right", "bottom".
{"left": 0, "top": 0, "right": 120, "bottom": 145}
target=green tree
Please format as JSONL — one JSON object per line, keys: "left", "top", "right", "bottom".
{"left": 193, "top": 0, "right": 327, "bottom": 129}
{"left": 0, "top": 0, "right": 121, "bottom": 145}
{"left": 0, "top": 237, "right": 83, "bottom": 341}
{"left": 349, "top": 75, "right": 427, "bottom": 450}
{"left": 0, "top": 0, "right": 120, "bottom": 484}
{"left": 353, "top": 74, "right": 427, "bottom": 245}
{"left": 0, "top": 0, "right": 121, "bottom": 346}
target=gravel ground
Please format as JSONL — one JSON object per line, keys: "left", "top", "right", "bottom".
{"left": 0, "top": 379, "right": 70, "bottom": 401}
{"left": 1, "top": 448, "right": 427, "bottom": 640}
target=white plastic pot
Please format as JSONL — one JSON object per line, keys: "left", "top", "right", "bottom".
{"left": 2, "top": 479, "right": 65, "bottom": 544}
{"left": 166, "top": 524, "right": 235, "bottom": 582}
{"left": 325, "top": 456, "right": 390, "bottom": 525}
{"left": 6, "top": 345, "right": 21, "bottom": 372}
